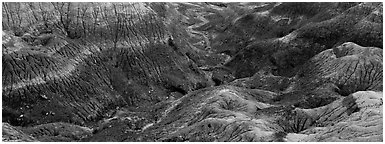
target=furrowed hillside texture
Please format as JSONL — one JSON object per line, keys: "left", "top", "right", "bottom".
{"left": 2, "top": 2, "right": 383, "bottom": 142}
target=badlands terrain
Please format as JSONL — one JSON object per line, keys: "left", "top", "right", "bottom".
{"left": 2, "top": 2, "right": 383, "bottom": 142}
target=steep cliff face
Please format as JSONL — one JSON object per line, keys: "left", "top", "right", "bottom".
{"left": 2, "top": 2, "right": 383, "bottom": 142}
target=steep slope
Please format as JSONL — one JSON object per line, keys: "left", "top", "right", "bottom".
{"left": 2, "top": 2, "right": 211, "bottom": 128}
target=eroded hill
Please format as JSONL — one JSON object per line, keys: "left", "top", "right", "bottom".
{"left": 2, "top": 2, "right": 383, "bottom": 142}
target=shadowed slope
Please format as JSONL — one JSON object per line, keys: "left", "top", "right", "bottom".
{"left": 2, "top": 2, "right": 211, "bottom": 127}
